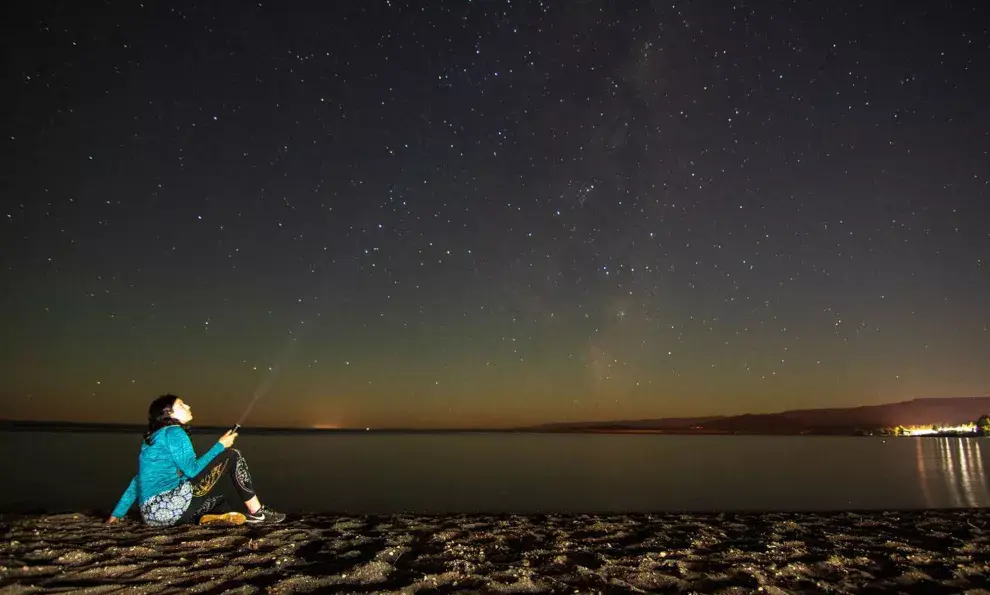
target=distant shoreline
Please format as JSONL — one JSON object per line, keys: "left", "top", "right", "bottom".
{"left": 0, "top": 419, "right": 982, "bottom": 437}
{"left": 5, "top": 395, "right": 987, "bottom": 436}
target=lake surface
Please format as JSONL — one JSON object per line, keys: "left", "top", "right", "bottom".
{"left": 1, "top": 432, "right": 988, "bottom": 514}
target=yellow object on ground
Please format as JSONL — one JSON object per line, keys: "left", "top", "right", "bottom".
{"left": 198, "top": 512, "right": 246, "bottom": 526}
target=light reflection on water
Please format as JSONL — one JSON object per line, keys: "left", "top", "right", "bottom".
{"left": 2, "top": 432, "right": 990, "bottom": 513}
{"left": 916, "top": 437, "right": 988, "bottom": 508}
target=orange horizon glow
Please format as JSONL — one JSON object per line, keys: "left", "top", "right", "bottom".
{"left": 3, "top": 388, "right": 990, "bottom": 430}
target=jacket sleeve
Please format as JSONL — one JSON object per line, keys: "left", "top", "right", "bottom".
{"left": 111, "top": 476, "right": 137, "bottom": 518}
{"left": 164, "top": 427, "right": 226, "bottom": 479}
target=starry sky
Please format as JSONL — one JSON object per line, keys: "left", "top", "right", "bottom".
{"left": 2, "top": 0, "right": 988, "bottom": 429}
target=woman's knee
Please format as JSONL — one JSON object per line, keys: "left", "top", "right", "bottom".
{"left": 212, "top": 448, "right": 243, "bottom": 467}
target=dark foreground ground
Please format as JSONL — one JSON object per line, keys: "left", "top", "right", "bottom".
{"left": 2, "top": 509, "right": 990, "bottom": 594}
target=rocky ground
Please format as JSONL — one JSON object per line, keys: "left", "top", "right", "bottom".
{"left": 2, "top": 509, "right": 990, "bottom": 593}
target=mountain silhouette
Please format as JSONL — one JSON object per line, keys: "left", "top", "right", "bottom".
{"left": 528, "top": 396, "right": 990, "bottom": 434}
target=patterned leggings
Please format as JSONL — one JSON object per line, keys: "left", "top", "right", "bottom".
{"left": 176, "top": 448, "right": 257, "bottom": 524}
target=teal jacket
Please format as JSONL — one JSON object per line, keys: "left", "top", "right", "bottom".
{"left": 111, "top": 426, "right": 226, "bottom": 519}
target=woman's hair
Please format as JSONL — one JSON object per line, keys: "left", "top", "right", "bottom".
{"left": 144, "top": 394, "right": 186, "bottom": 445}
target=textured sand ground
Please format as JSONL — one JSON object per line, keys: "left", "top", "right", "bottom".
{"left": 2, "top": 510, "right": 990, "bottom": 594}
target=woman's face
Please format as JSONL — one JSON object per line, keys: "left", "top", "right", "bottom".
{"left": 170, "top": 399, "right": 193, "bottom": 424}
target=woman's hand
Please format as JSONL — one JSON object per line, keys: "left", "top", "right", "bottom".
{"left": 219, "top": 429, "right": 238, "bottom": 448}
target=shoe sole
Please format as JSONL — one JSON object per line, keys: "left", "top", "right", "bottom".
{"left": 199, "top": 512, "right": 247, "bottom": 526}
{"left": 245, "top": 516, "right": 286, "bottom": 524}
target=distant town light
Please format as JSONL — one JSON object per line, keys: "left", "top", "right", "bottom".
{"left": 900, "top": 424, "right": 976, "bottom": 436}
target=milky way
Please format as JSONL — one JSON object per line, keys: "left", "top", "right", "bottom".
{"left": 2, "top": 1, "right": 988, "bottom": 427}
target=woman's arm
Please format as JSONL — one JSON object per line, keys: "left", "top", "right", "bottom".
{"left": 164, "top": 427, "right": 226, "bottom": 479}
{"left": 109, "top": 476, "right": 137, "bottom": 521}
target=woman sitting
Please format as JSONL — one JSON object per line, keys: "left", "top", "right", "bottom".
{"left": 107, "top": 394, "right": 285, "bottom": 526}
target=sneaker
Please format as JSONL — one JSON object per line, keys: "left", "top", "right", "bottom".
{"left": 245, "top": 505, "right": 286, "bottom": 524}
{"left": 199, "top": 512, "right": 246, "bottom": 526}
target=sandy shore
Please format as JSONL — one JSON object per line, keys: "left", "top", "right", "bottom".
{"left": 2, "top": 510, "right": 990, "bottom": 594}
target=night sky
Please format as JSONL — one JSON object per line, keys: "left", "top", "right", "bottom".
{"left": 2, "top": 1, "right": 988, "bottom": 429}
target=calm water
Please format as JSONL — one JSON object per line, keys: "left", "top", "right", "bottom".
{"left": 1, "top": 432, "right": 988, "bottom": 514}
